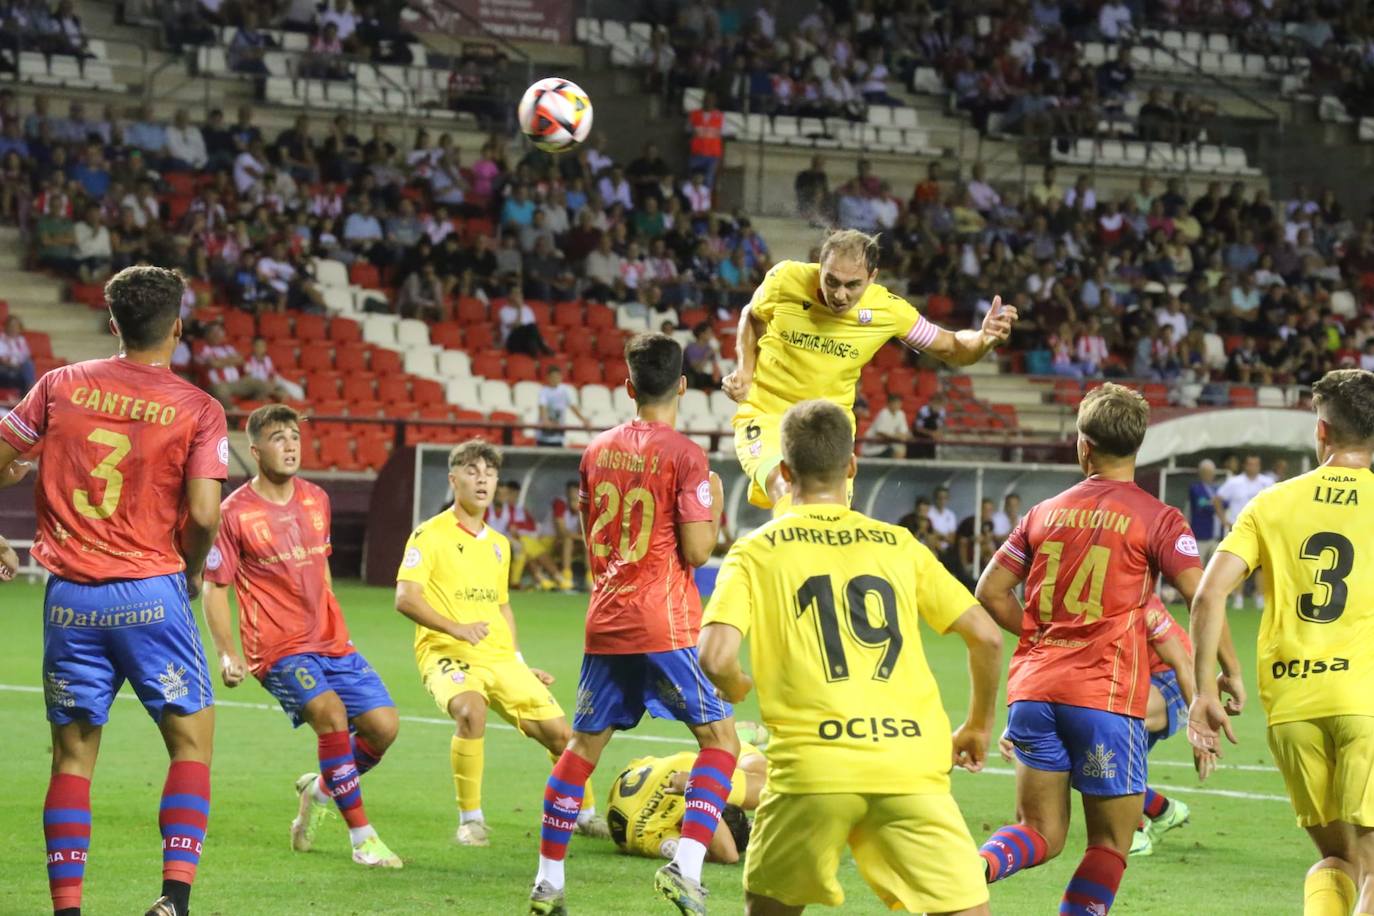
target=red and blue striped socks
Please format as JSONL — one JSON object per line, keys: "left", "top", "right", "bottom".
{"left": 1061, "top": 845, "right": 1127, "bottom": 915}
{"left": 537, "top": 750, "right": 596, "bottom": 890}
{"left": 317, "top": 731, "right": 369, "bottom": 831}
{"left": 351, "top": 734, "right": 384, "bottom": 777}
{"left": 159, "top": 760, "right": 210, "bottom": 915}
{"left": 1143, "top": 788, "right": 1168, "bottom": 819}
{"left": 44, "top": 772, "right": 91, "bottom": 915}
{"left": 980, "top": 822, "right": 1049, "bottom": 882}
{"left": 672, "top": 747, "right": 737, "bottom": 882}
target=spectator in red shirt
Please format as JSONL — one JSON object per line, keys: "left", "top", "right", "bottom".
{"left": 686, "top": 90, "right": 724, "bottom": 188}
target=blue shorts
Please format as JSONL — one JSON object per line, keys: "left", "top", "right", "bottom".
{"left": 42, "top": 573, "right": 213, "bottom": 726}
{"left": 261, "top": 651, "right": 393, "bottom": 728}
{"left": 1148, "top": 670, "right": 1187, "bottom": 750}
{"left": 573, "top": 649, "right": 732, "bottom": 733}
{"left": 1005, "top": 700, "right": 1147, "bottom": 796}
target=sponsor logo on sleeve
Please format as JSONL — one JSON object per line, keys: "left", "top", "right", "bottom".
{"left": 696, "top": 480, "right": 713, "bottom": 508}
{"left": 217, "top": 436, "right": 229, "bottom": 466}
{"left": 402, "top": 546, "right": 422, "bottom": 568}
{"left": 205, "top": 546, "right": 222, "bottom": 571}
{"left": 1175, "top": 534, "right": 1199, "bottom": 557}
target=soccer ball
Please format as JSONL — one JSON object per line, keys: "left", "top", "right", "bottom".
{"left": 518, "top": 77, "right": 593, "bottom": 153}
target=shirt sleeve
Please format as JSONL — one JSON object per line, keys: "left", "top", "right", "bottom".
{"left": 0, "top": 370, "right": 52, "bottom": 453}
{"left": 912, "top": 535, "right": 978, "bottom": 634}
{"left": 882, "top": 286, "right": 940, "bottom": 351}
{"left": 187, "top": 398, "right": 229, "bottom": 480}
{"left": 673, "top": 442, "right": 714, "bottom": 524}
{"left": 1144, "top": 598, "right": 1185, "bottom": 646}
{"left": 748, "top": 261, "right": 787, "bottom": 322}
{"left": 203, "top": 510, "right": 240, "bottom": 587}
{"left": 396, "top": 524, "right": 437, "bottom": 585}
{"left": 1217, "top": 499, "right": 1261, "bottom": 573}
{"left": 1148, "top": 506, "right": 1204, "bottom": 584}
{"left": 701, "top": 542, "right": 753, "bottom": 637}
{"left": 993, "top": 513, "right": 1033, "bottom": 576}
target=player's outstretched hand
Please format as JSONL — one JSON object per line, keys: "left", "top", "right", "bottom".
{"left": 997, "top": 735, "right": 1016, "bottom": 763}
{"left": 0, "top": 459, "right": 34, "bottom": 489}
{"left": 0, "top": 536, "right": 18, "bottom": 581}
{"left": 1218, "top": 671, "right": 1246, "bottom": 716}
{"left": 951, "top": 721, "right": 989, "bottom": 773}
{"left": 664, "top": 771, "right": 689, "bottom": 796}
{"left": 451, "top": 621, "right": 489, "bottom": 645}
{"left": 721, "top": 368, "right": 752, "bottom": 403}
{"left": 531, "top": 667, "right": 555, "bottom": 686}
{"left": 979, "top": 296, "right": 1018, "bottom": 348}
{"left": 1186, "top": 694, "right": 1237, "bottom": 757}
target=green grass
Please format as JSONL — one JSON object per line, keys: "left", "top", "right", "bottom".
{"left": 0, "top": 582, "right": 1310, "bottom": 914}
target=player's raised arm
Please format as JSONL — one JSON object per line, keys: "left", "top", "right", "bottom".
{"left": 919, "top": 295, "right": 1019, "bottom": 368}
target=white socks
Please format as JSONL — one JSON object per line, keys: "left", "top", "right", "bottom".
{"left": 460, "top": 808, "right": 485, "bottom": 824}
{"left": 536, "top": 856, "right": 565, "bottom": 890}
{"left": 671, "top": 837, "right": 708, "bottom": 882}
{"left": 311, "top": 778, "right": 331, "bottom": 806}
{"left": 576, "top": 807, "right": 598, "bottom": 825}
{"left": 349, "top": 824, "right": 377, "bottom": 846}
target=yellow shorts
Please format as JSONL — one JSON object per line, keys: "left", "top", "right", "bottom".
{"left": 519, "top": 535, "right": 556, "bottom": 559}
{"left": 419, "top": 652, "right": 564, "bottom": 727}
{"left": 733, "top": 412, "right": 783, "bottom": 509}
{"left": 1268, "top": 716, "right": 1374, "bottom": 828}
{"left": 744, "top": 789, "right": 988, "bottom": 912}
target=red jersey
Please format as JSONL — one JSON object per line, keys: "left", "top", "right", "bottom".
{"left": 688, "top": 109, "right": 723, "bottom": 158}
{"left": 994, "top": 477, "right": 1201, "bottom": 717}
{"left": 580, "top": 419, "right": 714, "bottom": 654}
{"left": 1144, "top": 594, "right": 1192, "bottom": 676}
{"left": 0, "top": 358, "right": 228, "bottom": 582}
{"left": 205, "top": 478, "right": 351, "bottom": 677}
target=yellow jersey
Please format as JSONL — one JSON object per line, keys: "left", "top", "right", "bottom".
{"left": 702, "top": 504, "right": 975, "bottom": 795}
{"left": 607, "top": 743, "right": 761, "bottom": 857}
{"left": 397, "top": 510, "right": 514, "bottom": 665}
{"left": 1218, "top": 466, "right": 1374, "bottom": 725}
{"left": 741, "top": 260, "right": 935, "bottom": 420}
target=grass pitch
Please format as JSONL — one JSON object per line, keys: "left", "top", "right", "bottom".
{"left": 0, "top": 581, "right": 1310, "bottom": 914}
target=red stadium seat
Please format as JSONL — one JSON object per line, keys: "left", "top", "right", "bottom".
{"left": 346, "top": 400, "right": 386, "bottom": 418}
{"left": 554, "top": 303, "right": 585, "bottom": 330}
{"left": 300, "top": 347, "right": 334, "bottom": 372}
{"left": 603, "top": 361, "right": 629, "bottom": 389}
{"left": 505, "top": 354, "right": 539, "bottom": 383}
{"left": 317, "top": 432, "right": 362, "bottom": 471}
{"left": 456, "top": 297, "right": 488, "bottom": 325}
{"left": 679, "top": 307, "right": 708, "bottom": 329}
{"left": 295, "top": 313, "right": 327, "bottom": 341}
{"left": 1229, "top": 386, "right": 1257, "bottom": 407}
{"left": 412, "top": 378, "right": 445, "bottom": 406}
{"left": 305, "top": 372, "right": 342, "bottom": 400}
{"left": 471, "top": 351, "right": 504, "bottom": 378}
{"left": 342, "top": 375, "right": 378, "bottom": 404}
{"left": 69, "top": 282, "right": 105, "bottom": 309}
{"left": 307, "top": 400, "right": 348, "bottom": 420}
{"left": 464, "top": 324, "right": 495, "bottom": 351}
{"left": 23, "top": 331, "right": 52, "bottom": 359}
{"left": 257, "top": 313, "right": 292, "bottom": 341}
{"left": 34, "top": 356, "right": 66, "bottom": 380}
{"left": 571, "top": 358, "right": 603, "bottom": 386}
{"left": 0, "top": 300, "right": 9, "bottom": 322}
{"left": 328, "top": 317, "right": 362, "bottom": 343}
{"left": 356, "top": 433, "right": 392, "bottom": 471}
{"left": 222, "top": 311, "right": 255, "bottom": 340}
{"left": 873, "top": 343, "right": 904, "bottom": 372}
{"left": 349, "top": 262, "right": 381, "bottom": 289}
{"left": 334, "top": 343, "right": 369, "bottom": 374}
{"left": 267, "top": 343, "right": 299, "bottom": 375}
{"left": 369, "top": 348, "right": 402, "bottom": 374}
{"left": 1142, "top": 383, "right": 1169, "bottom": 408}
{"left": 540, "top": 355, "right": 572, "bottom": 377}
{"left": 525, "top": 301, "right": 552, "bottom": 326}
{"left": 417, "top": 404, "right": 454, "bottom": 421}
{"left": 594, "top": 331, "right": 626, "bottom": 360}
{"left": 718, "top": 334, "right": 737, "bottom": 361}
{"left": 562, "top": 328, "right": 595, "bottom": 357}
{"left": 298, "top": 434, "right": 324, "bottom": 469}
{"left": 431, "top": 321, "right": 464, "bottom": 349}
{"left": 886, "top": 367, "right": 916, "bottom": 394}
{"left": 377, "top": 376, "right": 411, "bottom": 405}
{"left": 586, "top": 305, "right": 615, "bottom": 330}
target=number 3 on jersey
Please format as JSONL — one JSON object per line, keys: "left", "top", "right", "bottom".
{"left": 588, "top": 482, "right": 656, "bottom": 563}
{"left": 72, "top": 427, "right": 132, "bottom": 520}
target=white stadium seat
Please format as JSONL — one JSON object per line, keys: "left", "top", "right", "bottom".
{"left": 446, "top": 377, "right": 480, "bottom": 408}
{"left": 478, "top": 379, "right": 515, "bottom": 413}
{"left": 396, "top": 318, "right": 431, "bottom": 348}
{"left": 437, "top": 350, "right": 471, "bottom": 379}
{"left": 360, "top": 315, "right": 398, "bottom": 346}
{"left": 579, "top": 384, "right": 613, "bottom": 416}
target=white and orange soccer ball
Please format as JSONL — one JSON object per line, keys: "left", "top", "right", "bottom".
{"left": 517, "top": 77, "right": 593, "bottom": 153}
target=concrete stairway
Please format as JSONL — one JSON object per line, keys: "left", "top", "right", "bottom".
{"left": 967, "top": 371, "right": 1070, "bottom": 438}
{"left": 0, "top": 227, "right": 117, "bottom": 364}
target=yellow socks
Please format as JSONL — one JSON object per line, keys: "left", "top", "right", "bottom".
{"left": 451, "top": 736, "right": 484, "bottom": 816}
{"left": 1304, "top": 867, "right": 1356, "bottom": 916}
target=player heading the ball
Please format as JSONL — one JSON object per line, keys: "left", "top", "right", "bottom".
{"left": 699, "top": 399, "right": 1003, "bottom": 915}
{"left": 202, "top": 404, "right": 403, "bottom": 869}
{"left": 722, "top": 228, "right": 1018, "bottom": 516}
{"left": 529, "top": 332, "right": 730, "bottom": 916}
{"left": 0, "top": 265, "right": 228, "bottom": 916}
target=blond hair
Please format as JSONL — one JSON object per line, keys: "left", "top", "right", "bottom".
{"left": 449, "top": 439, "right": 503, "bottom": 470}
{"left": 819, "top": 229, "right": 879, "bottom": 273}
{"left": 1076, "top": 383, "right": 1149, "bottom": 458}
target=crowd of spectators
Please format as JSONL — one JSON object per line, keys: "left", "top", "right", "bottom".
{"left": 0, "top": 0, "right": 91, "bottom": 63}
{"left": 0, "top": 86, "right": 772, "bottom": 407}
{"left": 804, "top": 147, "right": 1374, "bottom": 405}
{"left": 893, "top": 488, "right": 1022, "bottom": 588}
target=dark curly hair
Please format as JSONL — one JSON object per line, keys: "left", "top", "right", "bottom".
{"left": 104, "top": 265, "right": 185, "bottom": 351}
{"left": 720, "top": 804, "right": 751, "bottom": 853}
